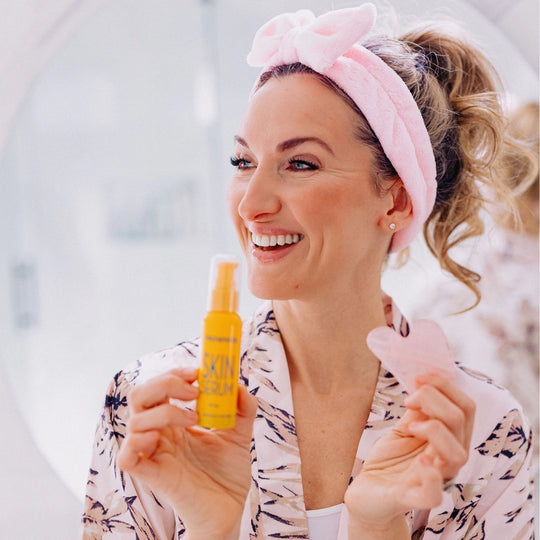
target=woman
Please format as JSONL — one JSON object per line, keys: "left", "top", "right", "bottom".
{"left": 81, "top": 4, "right": 534, "bottom": 539}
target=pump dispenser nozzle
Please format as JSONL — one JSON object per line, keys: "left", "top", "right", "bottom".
{"left": 207, "top": 255, "right": 240, "bottom": 312}
{"left": 211, "top": 261, "right": 239, "bottom": 312}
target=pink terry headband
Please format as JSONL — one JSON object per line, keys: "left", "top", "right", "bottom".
{"left": 246, "top": 3, "right": 437, "bottom": 252}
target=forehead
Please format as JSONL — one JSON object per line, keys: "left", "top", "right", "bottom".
{"left": 238, "top": 73, "right": 360, "bottom": 145}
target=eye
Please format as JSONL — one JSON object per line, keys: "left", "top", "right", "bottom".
{"left": 230, "top": 156, "right": 254, "bottom": 170}
{"left": 288, "top": 159, "right": 318, "bottom": 171}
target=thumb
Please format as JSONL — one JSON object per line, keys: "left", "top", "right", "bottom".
{"left": 234, "top": 385, "right": 257, "bottom": 437}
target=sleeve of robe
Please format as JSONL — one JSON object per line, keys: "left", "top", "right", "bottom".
{"left": 80, "top": 366, "right": 186, "bottom": 540}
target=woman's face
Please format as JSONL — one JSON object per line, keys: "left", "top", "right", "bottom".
{"left": 227, "top": 73, "right": 393, "bottom": 301}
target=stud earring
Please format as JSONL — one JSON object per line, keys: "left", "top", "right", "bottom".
{"left": 389, "top": 223, "right": 396, "bottom": 231}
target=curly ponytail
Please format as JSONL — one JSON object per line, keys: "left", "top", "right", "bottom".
{"left": 363, "top": 24, "right": 536, "bottom": 308}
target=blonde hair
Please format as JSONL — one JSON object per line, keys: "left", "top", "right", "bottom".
{"left": 364, "top": 25, "right": 536, "bottom": 307}
{"left": 496, "top": 101, "right": 539, "bottom": 234}
{"left": 256, "top": 24, "right": 537, "bottom": 308}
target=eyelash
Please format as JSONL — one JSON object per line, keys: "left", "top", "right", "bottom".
{"left": 289, "top": 159, "right": 318, "bottom": 170}
{"left": 230, "top": 156, "right": 319, "bottom": 171}
{"left": 230, "top": 156, "right": 251, "bottom": 168}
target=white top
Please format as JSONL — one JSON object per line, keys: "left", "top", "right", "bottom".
{"left": 306, "top": 503, "right": 344, "bottom": 540}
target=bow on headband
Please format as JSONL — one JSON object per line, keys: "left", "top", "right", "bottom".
{"left": 245, "top": 3, "right": 437, "bottom": 253}
{"left": 247, "top": 4, "right": 376, "bottom": 72}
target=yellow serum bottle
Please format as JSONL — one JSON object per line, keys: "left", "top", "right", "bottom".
{"left": 197, "top": 254, "right": 242, "bottom": 429}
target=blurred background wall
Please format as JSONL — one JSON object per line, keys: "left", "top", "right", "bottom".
{"left": 0, "top": 1, "right": 537, "bottom": 538}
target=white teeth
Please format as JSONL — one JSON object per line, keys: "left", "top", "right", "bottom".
{"left": 252, "top": 232, "right": 303, "bottom": 248}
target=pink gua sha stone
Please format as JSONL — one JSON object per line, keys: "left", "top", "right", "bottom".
{"left": 366, "top": 319, "right": 456, "bottom": 394}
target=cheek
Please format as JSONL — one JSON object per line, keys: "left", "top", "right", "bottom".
{"left": 297, "top": 184, "right": 374, "bottom": 226}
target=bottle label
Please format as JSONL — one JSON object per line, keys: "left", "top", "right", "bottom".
{"left": 196, "top": 312, "right": 242, "bottom": 429}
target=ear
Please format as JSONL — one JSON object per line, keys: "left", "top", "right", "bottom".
{"left": 378, "top": 180, "right": 413, "bottom": 233}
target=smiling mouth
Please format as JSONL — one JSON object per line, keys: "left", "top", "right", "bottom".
{"left": 251, "top": 233, "right": 304, "bottom": 251}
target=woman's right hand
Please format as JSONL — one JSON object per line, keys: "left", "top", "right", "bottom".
{"left": 117, "top": 366, "right": 258, "bottom": 539}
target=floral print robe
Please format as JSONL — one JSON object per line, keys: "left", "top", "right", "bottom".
{"left": 81, "top": 298, "right": 535, "bottom": 539}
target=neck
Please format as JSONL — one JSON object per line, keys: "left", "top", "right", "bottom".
{"left": 272, "top": 286, "right": 387, "bottom": 394}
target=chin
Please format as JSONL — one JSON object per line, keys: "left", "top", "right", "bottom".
{"left": 247, "top": 275, "right": 299, "bottom": 301}
{"left": 248, "top": 282, "right": 283, "bottom": 301}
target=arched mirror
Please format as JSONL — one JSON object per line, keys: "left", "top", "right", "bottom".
{"left": 0, "top": 1, "right": 537, "bottom": 537}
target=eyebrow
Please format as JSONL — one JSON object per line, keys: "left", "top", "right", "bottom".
{"left": 234, "top": 135, "right": 335, "bottom": 156}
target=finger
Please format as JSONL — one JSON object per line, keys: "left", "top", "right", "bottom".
{"left": 413, "top": 374, "right": 476, "bottom": 446}
{"left": 172, "top": 366, "right": 199, "bottom": 383}
{"left": 129, "top": 403, "right": 198, "bottom": 432}
{"left": 118, "top": 430, "right": 160, "bottom": 471}
{"left": 405, "top": 384, "right": 467, "bottom": 444}
{"left": 130, "top": 368, "right": 200, "bottom": 413}
{"left": 117, "top": 437, "right": 167, "bottom": 489}
{"left": 408, "top": 419, "right": 469, "bottom": 479}
{"left": 406, "top": 375, "right": 475, "bottom": 445}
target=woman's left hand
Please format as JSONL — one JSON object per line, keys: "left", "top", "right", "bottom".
{"left": 344, "top": 374, "right": 475, "bottom": 534}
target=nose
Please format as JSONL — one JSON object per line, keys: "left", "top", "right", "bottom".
{"left": 237, "top": 165, "right": 282, "bottom": 222}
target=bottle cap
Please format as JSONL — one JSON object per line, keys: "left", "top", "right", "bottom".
{"left": 207, "top": 254, "right": 241, "bottom": 312}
